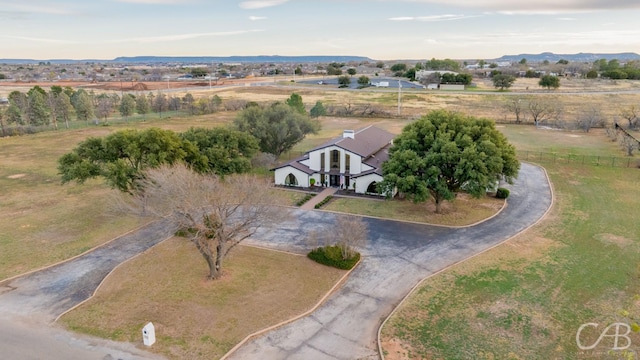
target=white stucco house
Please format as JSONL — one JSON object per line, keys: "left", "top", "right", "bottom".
{"left": 273, "top": 126, "right": 395, "bottom": 195}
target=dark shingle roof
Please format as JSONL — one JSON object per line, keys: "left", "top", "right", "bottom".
{"left": 310, "top": 126, "right": 394, "bottom": 157}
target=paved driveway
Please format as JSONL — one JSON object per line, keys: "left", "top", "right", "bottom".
{"left": 0, "top": 220, "right": 175, "bottom": 360}
{"left": 228, "top": 162, "right": 552, "bottom": 359}
{"left": 0, "top": 163, "right": 550, "bottom": 360}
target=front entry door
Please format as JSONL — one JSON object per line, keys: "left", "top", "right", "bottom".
{"left": 330, "top": 175, "right": 339, "bottom": 187}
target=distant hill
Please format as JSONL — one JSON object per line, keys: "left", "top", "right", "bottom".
{"left": 495, "top": 52, "right": 640, "bottom": 63}
{"left": 0, "top": 55, "right": 371, "bottom": 65}
{"left": 112, "top": 55, "right": 371, "bottom": 64}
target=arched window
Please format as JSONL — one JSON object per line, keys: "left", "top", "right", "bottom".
{"left": 366, "top": 181, "right": 378, "bottom": 194}
{"left": 285, "top": 173, "right": 298, "bottom": 186}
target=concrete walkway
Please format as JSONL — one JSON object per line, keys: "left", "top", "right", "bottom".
{"left": 299, "top": 187, "right": 338, "bottom": 210}
{"left": 227, "top": 162, "right": 553, "bottom": 359}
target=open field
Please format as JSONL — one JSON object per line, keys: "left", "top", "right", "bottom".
{"left": 2, "top": 83, "right": 640, "bottom": 359}
{"left": 380, "top": 124, "right": 640, "bottom": 359}
{"left": 59, "top": 239, "right": 346, "bottom": 359}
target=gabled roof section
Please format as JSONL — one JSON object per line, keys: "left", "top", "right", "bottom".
{"left": 363, "top": 144, "right": 391, "bottom": 176}
{"left": 271, "top": 154, "right": 315, "bottom": 175}
{"left": 310, "top": 125, "right": 395, "bottom": 158}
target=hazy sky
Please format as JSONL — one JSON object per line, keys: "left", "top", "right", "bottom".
{"left": 1, "top": 0, "right": 640, "bottom": 60}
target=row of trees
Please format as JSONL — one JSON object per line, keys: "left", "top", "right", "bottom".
{"left": 491, "top": 73, "right": 560, "bottom": 90}
{"left": 59, "top": 93, "right": 320, "bottom": 191}
{"left": 503, "top": 97, "right": 622, "bottom": 133}
{"left": 0, "top": 86, "right": 232, "bottom": 135}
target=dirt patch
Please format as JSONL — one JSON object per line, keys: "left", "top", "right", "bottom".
{"left": 7, "top": 174, "right": 26, "bottom": 179}
{"left": 380, "top": 338, "right": 414, "bottom": 360}
{"left": 594, "top": 233, "right": 634, "bottom": 248}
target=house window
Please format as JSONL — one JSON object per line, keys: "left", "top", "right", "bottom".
{"left": 320, "top": 152, "right": 325, "bottom": 171}
{"left": 331, "top": 150, "right": 340, "bottom": 170}
{"left": 345, "top": 154, "right": 350, "bottom": 172}
{"left": 366, "top": 181, "right": 378, "bottom": 194}
{"left": 285, "top": 173, "right": 298, "bottom": 186}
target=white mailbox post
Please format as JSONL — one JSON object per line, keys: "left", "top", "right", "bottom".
{"left": 142, "top": 322, "right": 156, "bottom": 346}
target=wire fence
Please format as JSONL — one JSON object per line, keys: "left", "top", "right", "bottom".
{"left": 517, "top": 150, "right": 640, "bottom": 168}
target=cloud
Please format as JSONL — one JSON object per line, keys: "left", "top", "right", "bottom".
{"left": 443, "top": 29, "right": 640, "bottom": 49}
{"left": 556, "top": 17, "right": 577, "bottom": 20}
{"left": 249, "top": 16, "right": 267, "bottom": 20}
{"left": 0, "top": 3, "right": 74, "bottom": 15}
{"left": 239, "top": 0, "right": 289, "bottom": 10}
{"left": 402, "top": 0, "right": 640, "bottom": 14}
{"left": 114, "top": 0, "right": 191, "bottom": 3}
{"left": 2, "top": 35, "right": 77, "bottom": 44}
{"left": 110, "top": 30, "right": 264, "bottom": 43}
{"left": 389, "top": 14, "right": 478, "bottom": 21}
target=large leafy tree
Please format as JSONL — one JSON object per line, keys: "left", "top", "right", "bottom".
{"left": 27, "top": 89, "right": 50, "bottom": 126}
{"left": 492, "top": 74, "right": 516, "bottom": 90}
{"left": 119, "top": 94, "right": 136, "bottom": 122}
{"left": 233, "top": 102, "right": 320, "bottom": 157}
{"left": 380, "top": 110, "right": 520, "bottom": 213}
{"left": 58, "top": 128, "right": 195, "bottom": 193}
{"left": 310, "top": 101, "right": 327, "bottom": 118}
{"left": 539, "top": 75, "right": 560, "bottom": 90}
{"left": 285, "top": 93, "right": 305, "bottom": 114}
{"left": 136, "top": 94, "right": 150, "bottom": 118}
{"left": 179, "top": 127, "right": 259, "bottom": 175}
{"left": 71, "top": 89, "right": 94, "bottom": 123}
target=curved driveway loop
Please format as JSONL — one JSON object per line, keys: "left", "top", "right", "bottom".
{"left": 0, "top": 220, "right": 176, "bottom": 321}
{"left": 230, "top": 163, "right": 552, "bottom": 360}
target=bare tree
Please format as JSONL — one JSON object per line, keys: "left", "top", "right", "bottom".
{"left": 505, "top": 97, "right": 526, "bottom": 124}
{"left": 620, "top": 135, "right": 639, "bottom": 156}
{"left": 619, "top": 105, "right": 638, "bottom": 130}
{"left": 528, "top": 99, "right": 559, "bottom": 128}
{"left": 118, "top": 163, "right": 288, "bottom": 280}
{"left": 605, "top": 125, "right": 618, "bottom": 141}
{"left": 333, "top": 216, "right": 368, "bottom": 260}
{"left": 577, "top": 106, "right": 604, "bottom": 133}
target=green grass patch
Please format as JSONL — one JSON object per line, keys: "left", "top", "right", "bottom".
{"left": 380, "top": 126, "right": 640, "bottom": 359}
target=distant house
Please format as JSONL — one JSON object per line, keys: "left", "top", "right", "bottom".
{"left": 273, "top": 126, "right": 395, "bottom": 195}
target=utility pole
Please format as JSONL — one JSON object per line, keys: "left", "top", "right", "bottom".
{"left": 397, "top": 80, "right": 402, "bottom": 115}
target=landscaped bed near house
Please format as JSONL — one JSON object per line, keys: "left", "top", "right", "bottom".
{"left": 59, "top": 238, "right": 346, "bottom": 360}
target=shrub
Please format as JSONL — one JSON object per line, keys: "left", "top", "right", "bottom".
{"left": 295, "top": 193, "right": 315, "bottom": 207}
{"left": 307, "top": 245, "right": 360, "bottom": 270}
{"left": 314, "top": 195, "right": 333, "bottom": 209}
{"left": 496, "top": 187, "right": 510, "bottom": 199}
{"left": 309, "top": 178, "right": 316, "bottom": 187}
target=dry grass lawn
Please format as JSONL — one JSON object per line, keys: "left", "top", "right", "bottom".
{"left": 326, "top": 193, "right": 504, "bottom": 226}
{"left": 60, "top": 238, "right": 346, "bottom": 360}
